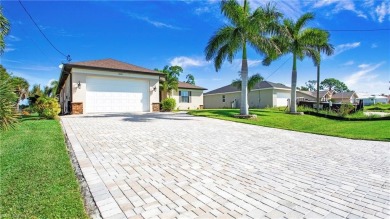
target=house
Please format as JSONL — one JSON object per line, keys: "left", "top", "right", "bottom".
{"left": 204, "top": 81, "right": 291, "bottom": 109}
{"left": 56, "top": 58, "right": 206, "bottom": 114}
{"left": 356, "top": 93, "right": 389, "bottom": 105}
{"left": 331, "top": 91, "right": 358, "bottom": 104}
{"left": 296, "top": 90, "right": 333, "bottom": 102}
{"left": 167, "top": 82, "right": 207, "bottom": 110}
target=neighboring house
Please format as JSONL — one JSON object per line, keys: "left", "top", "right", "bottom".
{"left": 171, "top": 82, "right": 207, "bottom": 110}
{"left": 296, "top": 90, "right": 333, "bottom": 102}
{"left": 204, "top": 81, "right": 291, "bottom": 109}
{"left": 356, "top": 93, "right": 389, "bottom": 105}
{"left": 56, "top": 59, "right": 206, "bottom": 114}
{"left": 331, "top": 91, "right": 358, "bottom": 104}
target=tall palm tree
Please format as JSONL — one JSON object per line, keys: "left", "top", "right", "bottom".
{"left": 263, "top": 13, "right": 334, "bottom": 113}
{"left": 231, "top": 73, "right": 264, "bottom": 92}
{"left": 0, "top": 6, "right": 10, "bottom": 55}
{"left": 205, "top": 0, "right": 281, "bottom": 116}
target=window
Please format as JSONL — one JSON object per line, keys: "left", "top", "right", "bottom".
{"left": 222, "top": 95, "right": 225, "bottom": 102}
{"left": 179, "top": 90, "right": 191, "bottom": 103}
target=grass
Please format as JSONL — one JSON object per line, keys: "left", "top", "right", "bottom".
{"left": 189, "top": 109, "right": 390, "bottom": 141}
{"left": 0, "top": 116, "right": 88, "bottom": 218}
{"left": 364, "top": 103, "right": 390, "bottom": 113}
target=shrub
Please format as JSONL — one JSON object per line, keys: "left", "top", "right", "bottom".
{"left": 161, "top": 98, "right": 176, "bottom": 112}
{"left": 338, "top": 103, "right": 355, "bottom": 116}
{"left": 35, "top": 96, "right": 60, "bottom": 119}
{"left": 0, "top": 79, "right": 18, "bottom": 130}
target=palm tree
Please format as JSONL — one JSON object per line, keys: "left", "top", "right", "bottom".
{"left": 263, "top": 13, "right": 334, "bottom": 113}
{"left": 156, "top": 65, "right": 182, "bottom": 97}
{"left": 12, "top": 76, "right": 29, "bottom": 111}
{"left": 185, "top": 74, "right": 195, "bottom": 85}
{"left": 205, "top": 0, "right": 281, "bottom": 116}
{"left": 231, "top": 73, "right": 264, "bottom": 92}
{"left": 50, "top": 80, "right": 59, "bottom": 97}
{"left": 0, "top": 6, "right": 10, "bottom": 55}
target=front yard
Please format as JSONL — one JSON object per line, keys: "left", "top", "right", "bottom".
{"left": 364, "top": 103, "right": 390, "bottom": 113}
{"left": 0, "top": 117, "right": 88, "bottom": 218}
{"left": 189, "top": 109, "right": 390, "bottom": 141}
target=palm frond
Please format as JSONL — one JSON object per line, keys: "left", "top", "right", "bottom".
{"left": 231, "top": 79, "right": 242, "bottom": 90}
{"left": 295, "top": 12, "right": 315, "bottom": 32}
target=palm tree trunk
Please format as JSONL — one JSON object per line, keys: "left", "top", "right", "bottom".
{"left": 241, "top": 43, "right": 249, "bottom": 115}
{"left": 316, "top": 62, "right": 320, "bottom": 113}
{"left": 290, "top": 53, "right": 297, "bottom": 113}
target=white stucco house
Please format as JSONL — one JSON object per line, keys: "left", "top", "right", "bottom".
{"left": 356, "top": 93, "right": 389, "bottom": 105}
{"left": 204, "top": 81, "right": 291, "bottom": 109}
{"left": 56, "top": 59, "right": 206, "bottom": 114}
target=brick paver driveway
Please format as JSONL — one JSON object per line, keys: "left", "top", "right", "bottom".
{"left": 61, "top": 113, "right": 390, "bottom": 219}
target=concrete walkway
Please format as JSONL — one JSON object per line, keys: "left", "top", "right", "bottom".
{"left": 61, "top": 112, "right": 390, "bottom": 219}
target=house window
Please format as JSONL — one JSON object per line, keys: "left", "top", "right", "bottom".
{"left": 222, "top": 95, "right": 225, "bottom": 102}
{"left": 179, "top": 90, "right": 191, "bottom": 103}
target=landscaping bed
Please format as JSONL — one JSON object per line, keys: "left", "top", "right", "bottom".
{"left": 0, "top": 117, "right": 88, "bottom": 218}
{"left": 188, "top": 109, "right": 390, "bottom": 141}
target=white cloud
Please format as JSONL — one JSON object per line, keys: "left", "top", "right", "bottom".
{"left": 342, "top": 60, "right": 354, "bottom": 66}
{"left": 170, "top": 56, "right": 208, "bottom": 68}
{"left": 7, "top": 35, "right": 20, "bottom": 41}
{"left": 333, "top": 42, "right": 361, "bottom": 57}
{"left": 371, "top": 43, "right": 378, "bottom": 48}
{"left": 4, "top": 48, "right": 15, "bottom": 52}
{"left": 312, "top": 0, "right": 367, "bottom": 19}
{"left": 194, "top": 6, "right": 210, "bottom": 15}
{"left": 375, "top": 1, "right": 390, "bottom": 23}
{"left": 344, "top": 62, "right": 386, "bottom": 92}
{"left": 123, "top": 11, "right": 182, "bottom": 30}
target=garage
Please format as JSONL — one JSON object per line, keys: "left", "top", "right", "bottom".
{"left": 86, "top": 76, "right": 149, "bottom": 113}
{"left": 276, "top": 91, "right": 290, "bottom": 107}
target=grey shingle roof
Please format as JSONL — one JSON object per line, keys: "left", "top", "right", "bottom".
{"left": 205, "top": 81, "right": 290, "bottom": 95}
{"left": 332, "top": 91, "right": 356, "bottom": 98}
{"left": 297, "top": 90, "right": 330, "bottom": 98}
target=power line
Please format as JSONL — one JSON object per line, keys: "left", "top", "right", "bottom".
{"left": 327, "top": 28, "right": 390, "bottom": 32}
{"left": 265, "top": 56, "right": 291, "bottom": 80}
{"left": 18, "top": 0, "right": 71, "bottom": 62}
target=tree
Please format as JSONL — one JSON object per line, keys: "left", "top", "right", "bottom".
{"left": 320, "top": 78, "right": 350, "bottom": 93}
{"left": 0, "top": 7, "right": 10, "bottom": 55}
{"left": 231, "top": 73, "right": 264, "bottom": 92}
{"left": 155, "top": 65, "right": 183, "bottom": 97}
{"left": 0, "top": 65, "right": 18, "bottom": 130}
{"left": 305, "top": 80, "right": 317, "bottom": 91}
{"left": 297, "top": 86, "right": 309, "bottom": 91}
{"left": 49, "top": 80, "right": 59, "bottom": 97}
{"left": 263, "top": 13, "right": 334, "bottom": 113}
{"left": 28, "top": 84, "right": 43, "bottom": 105}
{"left": 205, "top": 0, "right": 281, "bottom": 116}
{"left": 185, "top": 74, "right": 195, "bottom": 85}
{"left": 11, "top": 76, "right": 29, "bottom": 111}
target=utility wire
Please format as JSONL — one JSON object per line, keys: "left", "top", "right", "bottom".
{"left": 18, "top": 0, "right": 71, "bottom": 62}
{"left": 265, "top": 56, "right": 292, "bottom": 80}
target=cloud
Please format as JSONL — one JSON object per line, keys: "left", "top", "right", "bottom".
{"left": 333, "top": 42, "right": 361, "bottom": 57}
{"left": 11, "top": 65, "right": 57, "bottom": 72}
{"left": 7, "top": 35, "right": 20, "bottom": 41}
{"left": 342, "top": 60, "right": 354, "bottom": 66}
{"left": 375, "top": 1, "right": 390, "bottom": 23}
{"left": 170, "top": 56, "right": 208, "bottom": 68}
{"left": 371, "top": 43, "right": 378, "bottom": 48}
{"left": 251, "top": 0, "right": 303, "bottom": 19}
{"left": 123, "top": 11, "right": 182, "bottom": 30}
{"left": 194, "top": 6, "right": 210, "bottom": 15}
{"left": 312, "top": 0, "right": 367, "bottom": 19}
{"left": 4, "top": 48, "right": 15, "bottom": 52}
{"left": 344, "top": 62, "right": 385, "bottom": 88}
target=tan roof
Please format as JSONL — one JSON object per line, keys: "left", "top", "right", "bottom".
{"left": 67, "top": 58, "right": 162, "bottom": 75}
{"left": 178, "top": 81, "right": 207, "bottom": 90}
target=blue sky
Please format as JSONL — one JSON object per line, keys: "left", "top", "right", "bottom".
{"left": 2, "top": 0, "right": 390, "bottom": 94}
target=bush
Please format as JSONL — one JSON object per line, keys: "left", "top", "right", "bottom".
{"left": 35, "top": 97, "right": 60, "bottom": 119}
{"left": 0, "top": 79, "right": 18, "bottom": 130}
{"left": 338, "top": 103, "right": 355, "bottom": 116}
{"left": 161, "top": 98, "right": 176, "bottom": 112}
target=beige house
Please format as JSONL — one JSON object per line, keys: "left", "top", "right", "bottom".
{"left": 331, "top": 91, "right": 358, "bottom": 103}
{"left": 296, "top": 90, "right": 333, "bottom": 102}
{"left": 169, "top": 82, "right": 207, "bottom": 110}
{"left": 204, "top": 81, "right": 291, "bottom": 109}
{"left": 56, "top": 59, "right": 206, "bottom": 114}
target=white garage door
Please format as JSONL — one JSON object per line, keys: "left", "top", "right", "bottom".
{"left": 86, "top": 76, "right": 149, "bottom": 113}
{"left": 276, "top": 91, "right": 290, "bottom": 107}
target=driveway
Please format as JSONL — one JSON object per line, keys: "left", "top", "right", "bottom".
{"left": 61, "top": 112, "right": 390, "bottom": 219}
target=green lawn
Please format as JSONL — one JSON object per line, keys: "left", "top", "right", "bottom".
{"left": 0, "top": 118, "right": 88, "bottom": 218}
{"left": 364, "top": 104, "right": 390, "bottom": 113}
{"left": 189, "top": 109, "right": 390, "bottom": 141}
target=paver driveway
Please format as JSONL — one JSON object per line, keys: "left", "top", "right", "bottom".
{"left": 61, "top": 112, "right": 390, "bottom": 219}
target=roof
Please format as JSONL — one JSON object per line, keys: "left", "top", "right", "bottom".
{"left": 297, "top": 90, "right": 330, "bottom": 98}
{"left": 178, "top": 81, "right": 207, "bottom": 90}
{"left": 332, "top": 91, "right": 357, "bottom": 98}
{"left": 66, "top": 58, "right": 163, "bottom": 75}
{"left": 204, "top": 81, "right": 290, "bottom": 95}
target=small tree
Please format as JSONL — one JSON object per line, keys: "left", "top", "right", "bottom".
{"left": 156, "top": 65, "right": 182, "bottom": 97}
{"left": 185, "top": 74, "right": 195, "bottom": 85}
{"left": 12, "top": 76, "right": 29, "bottom": 111}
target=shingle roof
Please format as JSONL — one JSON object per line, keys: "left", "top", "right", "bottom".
{"left": 204, "top": 81, "right": 290, "bottom": 95}
{"left": 332, "top": 91, "right": 357, "bottom": 98}
{"left": 66, "top": 58, "right": 163, "bottom": 75}
{"left": 297, "top": 90, "right": 330, "bottom": 98}
{"left": 178, "top": 82, "right": 207, "bottom": 90}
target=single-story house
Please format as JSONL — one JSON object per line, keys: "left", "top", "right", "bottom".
{"left": 56, "top": 58, "right": 206, "bottom": 114}
{"left": 331, "top": 91, "right": 358, "bottom": 104}
{"left": 204, "top": 81, "right": 291, "bottom": 109}
{"left": 164, "top": 82, "right": 207, "bottom": 110}
{"left": 356, "top": 93, "right": 388, "bottom": 105}
{"left": 296, "top": 90, "right": 333, "bottom": 102}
